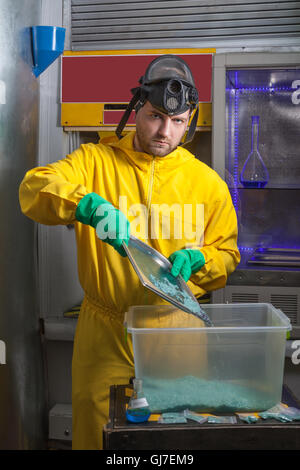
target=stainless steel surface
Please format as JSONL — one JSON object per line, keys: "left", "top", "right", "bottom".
{"left": 248, "top": 249, "right": 300, "bottom": 266}
{"left": 38, "top": 0, "right": 84, "bottom": 319}
{"left": 245, "top": 249, "right": 300, "bottom": 268}
{"left": 70, "top": 0, "right": 300, "bottom": 50}
{"left": 44, "top": 318, "right": 77, "bottom": 341}
{"left": 0, "top": 0, "right": 46, "bottom": 449}
{"left": 38, "top": 0, "right": 79, "bottom": 438}
{"left": 228, "top": 264, "right": 300, "bottom": 287}
{"left": 63, "top": 0, "right": 72, "bottom": 51}
{"left": 49, "top": 404, "right": 72, "bottom": 441}
{"left": 123, "top": 236, "right": 212, "bottom": 325}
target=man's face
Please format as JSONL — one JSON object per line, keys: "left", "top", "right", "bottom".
{"left": 133, "top": 101, "right": 190, "bottom": 157}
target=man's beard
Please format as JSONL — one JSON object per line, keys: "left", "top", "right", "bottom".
{"left": 135, "top": 129, "right": 180, "bottom": 157}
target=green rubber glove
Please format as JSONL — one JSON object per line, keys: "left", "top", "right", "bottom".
{"left": 75, "top": 192, "right": 130, "bottom": 257}
{"left": 169, "top": 249, "right": 205, "bottom": 282}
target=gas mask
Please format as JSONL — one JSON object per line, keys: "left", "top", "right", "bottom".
{"left": 116, "top": 55, "right": 199, "bottom": 143}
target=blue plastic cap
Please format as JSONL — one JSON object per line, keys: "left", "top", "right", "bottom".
{"left": 31, "top": 26, "right": 66, "bottom": 77}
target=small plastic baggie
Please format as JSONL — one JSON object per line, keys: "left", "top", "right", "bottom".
{"left": 259, "top": 403, "right": 300, "bottom": 423}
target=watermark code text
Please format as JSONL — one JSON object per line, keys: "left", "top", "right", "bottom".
{"left": 291, "top": 340, "right": 300, "bottom": 365}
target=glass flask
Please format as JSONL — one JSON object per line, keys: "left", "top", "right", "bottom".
{"left": 240, "top": 115, "right": 269, "bottom": 188}
{"left": 126, "top": 378, "right": 151, "bottom": 423}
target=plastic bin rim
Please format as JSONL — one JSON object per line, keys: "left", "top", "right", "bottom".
{"left": 124, "top": 302, "right": 291, "bottom": 332}
{"left": 126, "top": 302, "right": 288, "bottom": 311}
{"left": 124, "top": 325, "right": 292, "bottom": 334}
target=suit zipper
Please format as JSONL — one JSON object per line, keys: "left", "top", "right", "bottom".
{"left": 146, "top": 157, "right": 155, "bottom": 218}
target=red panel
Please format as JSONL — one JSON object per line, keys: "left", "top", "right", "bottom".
{"left": 103, "top": 110, "right": 136, "bottom": 125}
{"left": 61, "top": 54, "right": 212, "bottom": 103}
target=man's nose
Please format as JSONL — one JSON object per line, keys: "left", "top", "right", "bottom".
{"left": 158, "top": 118, "right": 172, "bottom": 137}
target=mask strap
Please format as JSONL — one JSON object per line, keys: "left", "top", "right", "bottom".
{"left": 115, "top": 90, "right": 141, "bottom": 140}
{"left": 184, "top": 106, "right": 199, "bottom": 144}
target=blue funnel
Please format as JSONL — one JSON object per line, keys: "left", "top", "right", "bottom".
{"left": 31, "top": 26, "right": 66, "bottom": 77}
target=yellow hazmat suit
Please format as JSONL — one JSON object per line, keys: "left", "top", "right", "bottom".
{"left": 19, "top": 131, "right": 240, "bottom": 449}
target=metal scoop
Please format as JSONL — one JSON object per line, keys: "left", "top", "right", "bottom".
{"left": 123, "top": 236, "right": 213, "bottom": 326}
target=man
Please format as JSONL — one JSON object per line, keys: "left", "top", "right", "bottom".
{"left": 19, "top": 55, "right": 240, "bottom": 449}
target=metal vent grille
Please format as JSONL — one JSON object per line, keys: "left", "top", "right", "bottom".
{"left": 231, "top": 293, "right": 259, "bottom": 303}
{"left": 270, "top": 294, "right": 298, "bottom": 324}
{"left": 70, "top": 0, "right": 300, "bottom": 50}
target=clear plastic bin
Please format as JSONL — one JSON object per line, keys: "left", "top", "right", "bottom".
{"left": 124, "top": 303, "right": 291, "bottom": 413}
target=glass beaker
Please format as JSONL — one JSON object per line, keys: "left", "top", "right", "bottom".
{"left": 126, "top": 378, "right": 151, "bottom": 423}
{"left": 240, "top": 115, "right": 269, "bottom": 188}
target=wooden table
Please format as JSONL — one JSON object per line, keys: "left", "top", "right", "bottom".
{"left": 103, "top": 384, "right": 300, "bottom": 450}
